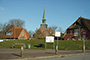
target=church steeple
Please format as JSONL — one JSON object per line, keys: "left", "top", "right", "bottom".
{"left": 43, "top": 8, "right": 45, "bottom": 19}
{"left": 42, "top": 7, "right": 46, "bottom": 24}
{"left": 41, "top": 7, "right": 47, "bottom": 29}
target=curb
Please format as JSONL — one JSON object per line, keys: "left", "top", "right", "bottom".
{"left": 9, "top": 53, "right": 90, "bottom": 60}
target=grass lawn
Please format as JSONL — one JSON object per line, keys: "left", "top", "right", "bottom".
{"left": 0, "top": 39, "right": 90, "bottom": 50}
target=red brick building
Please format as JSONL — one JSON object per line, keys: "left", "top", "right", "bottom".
{"left": 4, "top": 26, "right": 30, "bottom": 39}
{"left": 64, "top": 17, "right": 90, "bottom": 40}
{"left": 34, "top": 25, "right": 55, "bottom": 39}
{"left": 33, "top": 8, "right": 55, "bottom": 39}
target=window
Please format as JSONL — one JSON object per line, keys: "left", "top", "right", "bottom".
{"left": 68, "top": 38, "right": 72, "bottom": 40}
{"left": 73, "top": 38, "right": 76, "bottom": 40}
{"left": 86, "top": 38, "right": 88, "bottom": 40}
{"left": 70, "top": 30, "right": 72, "bottom": 35}
{"left": 6, "top": 31, "right": 13, "bottom": 35}
{"left": 82, "top": 29, "right": 85, "bottom": 31}
{"left": 74, "top": 29, "right": 79, "bottom": 36}
{"left": 22, "top": 32, "right": 24, "bottom": 36}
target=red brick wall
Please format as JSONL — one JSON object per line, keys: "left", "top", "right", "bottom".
{"left": 64, "top": 29, "right": 74, "bottom": 40}
{"left": 18, "top": 29, "right": 28, "bottom": 39}
{"left": 64, "top": 28, "right": 90, "bottom": 40}
{"left": 84, "top": 28, "right": 90, "bottom": 40}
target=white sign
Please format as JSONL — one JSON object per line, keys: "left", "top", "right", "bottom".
{"left": 46, "top": 36, "right": 54, "bottom": 43}
{"left": 55, "top": 32, "right": 61, "bottom": 37}
{"left": 0, "top": 40, "right": 3, "bottom": 42}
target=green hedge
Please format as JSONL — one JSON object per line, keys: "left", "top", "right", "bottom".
{"left": 0, "top": 39, "right": 90, "bottom": 50}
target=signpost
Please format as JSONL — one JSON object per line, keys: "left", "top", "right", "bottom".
{"left": 83, "top": 31, "right": 86, "bottom": 53}
{"left": 46, "top": 36, "right": 54, "bottom": 43}
{"left": 55, "top": 32, "right": 61, "bottom": 54}
{"left": 45, "top": 36, "right": 54, "bottom": 49}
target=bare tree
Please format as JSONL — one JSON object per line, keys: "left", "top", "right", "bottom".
{"left": 0, "top": 23, "right": 4, "bottom": 38}
{"left": 56, "top": 26, "right": 65, "bottom": 38}
{"left": 35, "top": 28, "right": 38, "bottom": 32}
{"left": 56, "top": 27, "right": 63, "bottom": 33}
{"left": 28, "top": 30, "right": 35, "bottom": 37}
{"left": 0, "top": 23, "right": 14, "bottom": 38}
{"left": 49, "top": 25, "right": 57, "bottom": 31}
{"left": 0, "top": 23, "right": 8, "bottom": 32}
{"left": 8, "top": 19, "right": 25, "bottom": 27}
{"left": 0, "top": 23, "right": 3, "bottom": 31}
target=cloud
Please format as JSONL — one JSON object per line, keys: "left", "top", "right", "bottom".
{"left": 0, "top": 6, "right": 4, "bottom": 10}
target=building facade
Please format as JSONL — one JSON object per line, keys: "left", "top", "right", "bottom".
{"left": 64, "top": 17, "right": 90, "bottom": 40}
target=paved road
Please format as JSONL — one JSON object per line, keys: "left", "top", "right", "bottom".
{"left": 0, "top": 49, "right": 90, "bottom": 60}
{"left": 34, "top": 54, "right": 90, "bottom": 60}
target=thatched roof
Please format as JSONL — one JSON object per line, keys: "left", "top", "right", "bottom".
{"left": 68, "top": 17, "right": 90, "bottom": 31}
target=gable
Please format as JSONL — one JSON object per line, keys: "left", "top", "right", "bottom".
{"left": 39, "top": 25, "right": 49, "bottom": 36}
{"left": 18, "top": 29, "right": 27, "bottom": 39}
{"left": 34, "top": 25, "right": 55, "bottom": 39}
{"left": 34, "top": 29, "right": 45, "bottom": 38}
{"left": 47, "top": 27, "right": 55, "bottom": 35}
{"left": 82, "top": 19, "right": 90, "bottom": 31}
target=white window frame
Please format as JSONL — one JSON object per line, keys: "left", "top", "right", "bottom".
{"left": 70, "top": 30, "right": 72, "bottom": 35}
{"left": 6, "top": 31, "right": 13, "bottom": 35}
{"left": 74, "top": 29, "right": 79, "bottom": 36}
{"left": 22, "top": 32, "right": 24, "bottom": 36}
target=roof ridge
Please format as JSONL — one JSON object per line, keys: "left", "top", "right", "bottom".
{"left": 79, "top": 17, "right": 90, "bottom": 21}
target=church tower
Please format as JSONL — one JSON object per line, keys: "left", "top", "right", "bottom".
{"left": 41, "top": 8, "right": 48, "bottom": 29}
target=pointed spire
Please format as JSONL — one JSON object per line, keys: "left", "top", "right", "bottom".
{"left": 43, "top": 6, "right": 45, "bottom": 19}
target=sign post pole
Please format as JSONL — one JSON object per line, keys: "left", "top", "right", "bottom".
{"left": 55, "top": 32, "right": 61, "bottom": 55}
{"left": 83, "top": 31, "right": 86, "bottom": 53}
{"left": 57, "top": 37, "right": 58, "bottom": 48}
{"left": 45, "top": 36, "right": 54, "bottom": 49}
{"left": 45, "top": 41, "right": 46, "bottom": 49}
{"left": 56, "top": 37, "right": 58, "bottom": 55}
{"left": 83, "top": 35, "right": 85, "bottom": 53}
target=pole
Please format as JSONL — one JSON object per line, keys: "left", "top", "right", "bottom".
{"left": 53, "top": 43, "right": 54, "bottom": 49}
{"left": 56, "top": 37, "right": 58, "bottom": 55}
{"left": 57, "top": 37, "right": 58, "bottom": 47}
{"left": 21, "top": 46, "right": 24, "bottom": 57}
{"left": 45, "top": 40, "right": 46, "bottom": 49}
{"left": 83, "top": 35, "right": 85, "bottom": 53}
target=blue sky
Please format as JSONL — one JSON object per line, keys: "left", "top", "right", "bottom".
{"left": 0, "top": 0, "right": 90, "bottom": 32}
